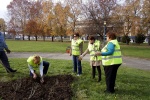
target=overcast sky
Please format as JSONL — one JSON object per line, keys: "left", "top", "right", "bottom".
{"left": 0, "top": 0, "right": 13, "bottom": 21}
{"left": 0, "top": 0, "right": 61, "bottom": 21}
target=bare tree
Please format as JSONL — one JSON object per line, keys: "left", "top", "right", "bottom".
{"left": 80, "top": 0, "right": 117, "bottom": 36}
{"left": 7, "top": 0, "right": 31, "bottom": 40}
{"left": 64, "top": 0, "right": 82, "bottom": 34}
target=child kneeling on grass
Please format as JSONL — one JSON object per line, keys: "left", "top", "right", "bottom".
{"left": 27, "top": 55, "right": 50, "bottom": 83}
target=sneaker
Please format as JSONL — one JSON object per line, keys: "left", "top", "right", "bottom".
{"left": 6, "top": 68, "right": 17, "bottom": 73}
{"left": 7, "top": 69, "right": 17, "bottom": 73}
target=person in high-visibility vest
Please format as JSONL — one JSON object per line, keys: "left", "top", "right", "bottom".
{"left": 27, "top": 55, "right": 50, "bottom": 83}
{"left": 79, "top": 36, "right": 102, "bottom": 82}
{"left": 70, "top": 33, "right": 83, "bottom": 76}
{"left": 95, "top": 32, "right": 122, "bottom": 93}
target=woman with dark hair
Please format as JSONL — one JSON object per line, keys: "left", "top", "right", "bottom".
{"left": 79, "top": 36, "right": 102, "bottom": 82}
{"left": 95, "top": 32, "right": 122, "bottom": 93}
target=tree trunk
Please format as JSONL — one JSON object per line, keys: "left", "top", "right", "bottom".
{"left": 28, "top": 35, "right": 30, "bottom": 41}
{"left": 148, "top": 35, "right": 150, "bottom": 46}
{"left": 22, "top": 34, "right": 25, "bottom": 40}
{"left": 52, "top": 36, "right": 54, "bottom": 42}
{"left": 35, "top": 36, "right": 38, "bottom": 41}
{"left": 43, "top": 36, "right": 45, "bottom": 41}
{"left": 126, "top": 39, "right": 129, "bottom": 45}
{"left": 61, "top": 35, "right": 63, "bottom": 42}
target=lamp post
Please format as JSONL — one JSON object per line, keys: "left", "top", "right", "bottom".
{"left": 103, "top": 21, "right": 107, "bottom": 42}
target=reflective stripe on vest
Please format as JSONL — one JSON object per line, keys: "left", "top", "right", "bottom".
{"left": 101, "top": 39, "right": 122, "bottom": 66}
{"left": 88, "top": 40, "right": 102, "bottom": 61}
{"left": 71, "top": 39, "right": 83, "bottom": 55}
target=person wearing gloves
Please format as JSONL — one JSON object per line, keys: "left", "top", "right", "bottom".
{"left": 94, "top": 32, "right": 122, "bottom": 93}
{"left": 27, "top": 55, "right": 50, "bottom": 83}
{"left": 0, "top": 32, "right": 17, "bottom": 73}
{"left": 79, "top": 36, "right": 102, "bottom": 82}
{"left": 70, "top": 33, "right": 83, "bottom": 76}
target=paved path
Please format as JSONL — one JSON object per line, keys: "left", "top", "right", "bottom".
{"left": 7, "top": 52, "right": 150, "bottom": 70}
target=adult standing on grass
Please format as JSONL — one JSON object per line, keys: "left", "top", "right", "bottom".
{"left": 79, "top": 36, "right": 102, "bottom": 82}
{"left": 27, "top": 55, "right": 50, "bottom": 83}
{"left": 0, "top": 32, "right": 17, "bottom": 73}
{"left": 70, "top": 33, "right": 83, "bottom": 76}
{"left": 95, "top": 32, "right": 122, "bottom": 93}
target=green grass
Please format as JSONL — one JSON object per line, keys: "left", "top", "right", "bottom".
{"left": 6, "top": 40, "right": 150, "bottom": 59}
{"left": 6, "top": 40, "right": 72, "bottom": 53}
{"left": 0, "top": 58, "right": 149, "bottom": 100}
{"left": 121, "top": 45, "right": 150, "bottom": 59}
{"left": 6, "top": 40, "right": 88, "bottom": 53}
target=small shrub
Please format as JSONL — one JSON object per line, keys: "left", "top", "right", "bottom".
{"left": 135, "top": 33, "right": 145, "bottom": 44}
{"left": 121, "top": 35, "right": 130, "bottom": 44}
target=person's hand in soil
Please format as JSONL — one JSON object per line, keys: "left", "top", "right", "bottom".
{"left": 40, "top": 77, "right": 44, "bottom": 83}
{"left": 33, "top": 73, "right": 37, "bottom": 79}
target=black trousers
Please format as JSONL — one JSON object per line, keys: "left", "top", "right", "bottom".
{"left": 92, "top": 66, "right": 101, "bottom": 81}
{"left": 43, "top": 61, "right": 50, "bottom": 75}
{"left": 30, "top": 61, "right": 50, "bottom": 76}
{"left": 103, "top": 64, "right": 121, "bottom": 92}
{"left": 0, "top": 51, "right": 14, "bottom": 72}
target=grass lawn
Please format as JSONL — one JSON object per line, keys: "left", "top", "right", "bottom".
{"left": 0, "top": 58, "right": 149, "bottom": 100}
{"left": 121, "top": 45, "right": 150, "bottom": 59}
{"left": 6, "top": 40, "right": 150, "bottom": 59}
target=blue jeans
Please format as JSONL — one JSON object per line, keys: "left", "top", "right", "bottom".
{"left": 72, "top": 55, "right": 82, "bottom": 75}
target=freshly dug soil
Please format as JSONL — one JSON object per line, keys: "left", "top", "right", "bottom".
{"left": 0, "top": 75, "right": 74, "bottom": 100}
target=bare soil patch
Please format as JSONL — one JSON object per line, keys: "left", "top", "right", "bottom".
{"left": 0, "top": 75, "right": 74, "bottom": 100}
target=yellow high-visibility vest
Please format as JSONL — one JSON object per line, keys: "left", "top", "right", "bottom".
{"left": 27, "top": 56, "right": 42, "bottom": 67}
{"left": 88, "top": 40, "right": 102, "bottom": 61}
{"left": 71, "top": 39, "right": 83, "bottom": 55}
{"left": 101, "top": 39, "right": 122, "bottom": 66}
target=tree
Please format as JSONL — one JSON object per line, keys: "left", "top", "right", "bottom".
{"left": 141, "top": 0, "right": 150, "bottom": 45}
{"left": 42, "top": 0, "right": 54, "bottom": 41}
{"left": 7, "top": 18, "right": 18, "bottom": 39}
{"left": 80, "top": 0, "right": 118, "bottom": 37}
{"left": 28, "top": 0, "right": 43, "bottom": 41}
{"left": 25, "top": 20, "right": 37, "bottom": 41}
{"left": 0, "top": 18, "right": 6, "bottom": 39}
{"left": 112, "top": 0, "right": 141, "bottom": 45}
{"left": 7, "top": 0, "right": 31, "bottom": 40}
{"left": 53, "top": 3, "right": 71, "bottom": 42}
{"left": 111, "top": 5, "right": 125, "bottom": 36}
{"left": 65, "top": 0, "right": 82, "bottom": 35}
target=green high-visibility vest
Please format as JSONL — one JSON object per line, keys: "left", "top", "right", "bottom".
{"left": 71, "top": 39, "right": 83, "bottom": 55}
{"left": 27, "top": 56, "right": 43, "bottom": 67}
{"left": 101, "top": 39, "right": 122, "bottom": 66}
{"left": 88, "top": 40, "right": 102, "bottom": 61}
